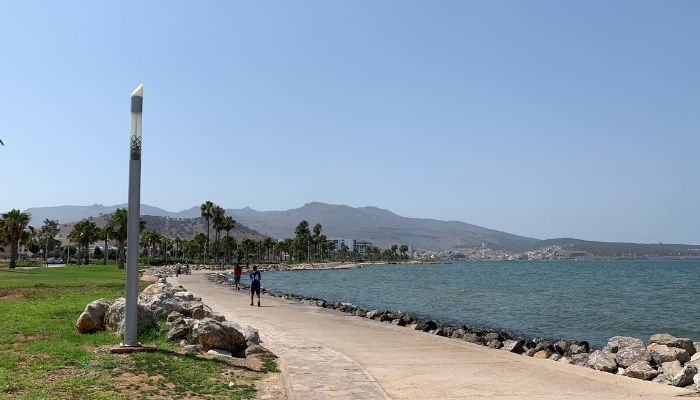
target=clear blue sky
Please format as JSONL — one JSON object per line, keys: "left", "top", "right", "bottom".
{"left": 1, "top": 1, "right": 698, "bottom": 244}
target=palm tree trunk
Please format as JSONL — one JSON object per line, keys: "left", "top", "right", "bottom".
{"left": 104, "top": 237, "right": 108, "bottom": 265}
{"left": 9, "top": 241, "right": 18, "bottom": 269}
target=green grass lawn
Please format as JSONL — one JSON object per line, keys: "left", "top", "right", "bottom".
{"left": 0, "top": 266, "right": 269, "bottom": 399}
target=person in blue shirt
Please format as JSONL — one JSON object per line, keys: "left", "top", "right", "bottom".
{"left": 250, "top": 265, "right": 261, "bottom": 307}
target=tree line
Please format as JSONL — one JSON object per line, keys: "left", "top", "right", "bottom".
{"left": 0, "top": 201, "right": 412, "bottom": 269}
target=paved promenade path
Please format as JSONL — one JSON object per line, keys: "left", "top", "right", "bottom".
{"left": 170, "top": 272, "right": 691, "bottom": 400}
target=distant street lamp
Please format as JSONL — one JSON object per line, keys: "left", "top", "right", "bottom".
{"left": 124, "top": 84, "right": 143, "bottom": 348}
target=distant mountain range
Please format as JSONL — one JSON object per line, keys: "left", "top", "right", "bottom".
{"left": 54, "top": 214, "right": 264, "bottom": 243}
{"left": 23, "top": 202, "right": 700, "bottom": 256}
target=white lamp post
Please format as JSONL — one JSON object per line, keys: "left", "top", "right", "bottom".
{"left": 124, "top": 84, "right": 143, "bottom": 347}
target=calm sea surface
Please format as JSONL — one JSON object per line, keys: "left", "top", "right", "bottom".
{"left": 258, "top": 260, "right": 700, "bottom": 348}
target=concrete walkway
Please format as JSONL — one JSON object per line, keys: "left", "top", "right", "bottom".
{"left": 170, "top": 273, "right": 692, "bottom": 400}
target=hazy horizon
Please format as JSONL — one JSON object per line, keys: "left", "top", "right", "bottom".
{"left": 1, "top": 1, "right": 698, "bottom": 244}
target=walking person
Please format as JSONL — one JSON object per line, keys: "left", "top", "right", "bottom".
{"left": 175, "top": 264, "right": 181, "bottom": 277}
{"left": 250, "top": 265, "right": 261, "bottom": 307}
{"left": 233, "top": 264, "right": 242, "bottom": 290}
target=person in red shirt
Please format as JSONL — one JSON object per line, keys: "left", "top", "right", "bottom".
{"left": 233, "top": 264, "right": 243, "bottom": 290}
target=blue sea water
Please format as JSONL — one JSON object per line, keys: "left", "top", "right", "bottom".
{"left": 258, "top": 260, "right": 700, "bottom": 348}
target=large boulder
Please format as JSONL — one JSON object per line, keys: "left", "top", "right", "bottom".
{"left": 648, "top": 344, "right": 691, "bottom": 365}
{"left": 191, "top": 318, "right": 247, "bottom": 354}
{"left": 624, "top": 361, "right": 660, "bottom": 380}
{"left": 451, "top": 329, "right": 466, "bottom": 339}
{"left": 615, "top": 345, "right": 652, "bottom": 368}
{"left": 137, "top": 282, "right": 184, "bottom": 317}
{"left": 570, "top": 353, "right": 590, "bottom": 367}
{"left": 76, "top": 298, "right": 111, "bottom": 333}
{"left": 670, "top": 364, "right": 698, "bottom": 387}
{"left": 588, "top": 350, "right": 618, "bottom": 373}
{"left": 501, "top": 339, "right": 525, "bottom": 354}
{"left": 604, "top": 336, "right": 645, "bottom": 354}
{"left": 167, "top": 325, "right": 191, "bottom": 341}
{"left": 554, "top": 340, "right": 571, "bottom": 356}
{"left": 414, "top": 320, "right": 437, "bottom": 332}
{"left": 105, "top": 298, "right": 155, "bottom": 334}
{"left": 567, "top": 342, "right": 589, "bottom": 356}
{"left": 174, "top": 291, "right": 195, "bottom": 302}
{"left": 660, "top": 361, "right": 683, "bottom": 377}
{"left": 463, "top": 333, "right": 486, "bottom": 345}
{"left": 649, "top": 333, "right": 696, "bottom": 356}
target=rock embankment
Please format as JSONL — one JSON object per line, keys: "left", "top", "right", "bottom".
{"left": 209, "top": 272, "right": 700, "bottom": 392}
{"left": 75, "top": 277, "right": 274, "bottom": 360}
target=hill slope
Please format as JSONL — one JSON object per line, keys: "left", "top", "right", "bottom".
{"left": 223, "top": 202, "right": 539, "bottom": 252}
{"left": 56, "top": 215, "right": 264, "bottom": 243}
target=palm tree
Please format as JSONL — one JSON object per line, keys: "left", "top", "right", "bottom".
{"left": 211, "top": 206, "right": 225, "bottom": 265}
{"left": 174, "top": 236, "right": 184, "bottom": 261}
{"left": 0, "top": 209, "right": 33, "bottom": 269}
{"left": 262, "top": 236, "right": 275, "bottom": 262}
{"left": 312, "top": 223, "right": 322, "bottom": 260}
{"left": 142, "top": 230, "right": 162, "bottom": 265}
{"left": 105, "top": 208, "right": 145, "bottom": 268}
{"left": 200, "top": 201, "right": 214, "bottom": 260}
{"left": 220, "top": 216, "right": 235, "bottom": 262}
{"left": 98, "top": 226, "right": 111, "bottom": 265}
{"left": 193, "top": 233, "right": 207, "bottom": 261}
{"left": 399, "top": 245, "right": 409, "bottom": 259}
{"left": 69, "top": 219, "right": 99, "bottom": 264}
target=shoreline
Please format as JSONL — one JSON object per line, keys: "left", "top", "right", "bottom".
{"left": 205, "top": 271, "right": 700, "bottom": 392}
{"left": 165, "top": 271, "right": 695, "bottom": 398}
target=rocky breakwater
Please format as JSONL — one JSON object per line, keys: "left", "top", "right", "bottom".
{"left": 210, "top": 272, "right": 700, "bottom": 393}
{"left": 75, "top": 278, "right": 275, "bottom": 360}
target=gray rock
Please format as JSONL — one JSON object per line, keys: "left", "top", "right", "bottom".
{"left": 191, "top": 318, "right": 247, "bottom": 354}
{"left": 648, "top": 344, "right": 691, "bottom": 365}
{"left": 559, "top": 356, "right": 571, "bottom": 364}
{"left": 570, "top": 353, "right": 590, "bottom": 367}
{"left": 184, "top": 344, "right": 198, "bottom": 354}
{"left": 524, "top": 348, "right": 536, "bottom": 357}
{"left": 549, "top": 353, "right": 562, "bottom": 361}
{"left": 166, "top": 311, "right": 184, "bottom": 323}
{"left": 501, "top": 339, "right": 525, "bottom": 354}
{"left": 463, "top": 333, "right": 486, "bottom": 345}
{"left": 105, "top": 298, "right": 155, "bottom": 334}
{"left": 167, "top": 325, "right": 191, "bottom": 341}
{"left": 245, "top": 344, "right": 276, "bottom": 358}
{"left": 138, "top": 282, "right": 184, "bottom": 317}
{"left": 649, "top": 333, "right": 696, "bottom": 356}
{"left": 76, "top": 298, "right": 111, "bottom": 333}
{"left": 391, "top": 318, "right": 406, "bottom": 327}
{"left": 694, "top": 342, "right": 700, "bottom": 355}
{"left": 694, "top": 373, "right": 700, "bottom": 391}
{"left": 533, "top": 350, "right": 552, "bottom": 359}
{"left": 615, "top": 345, "right": 651, "bottom": 368}
{"left": 624, "top": 361, "right": 660, "bottom": 380}
{"left": 487, "top": 339, "right": 503, "bottom": 349}
{"left": 415, "top": 320, "right": 437, "bottom": 332}
{"left": 174, "top": 291, "right": 195, "bottom": 301}
{"left": 534, "top": 341, "right": 553, "bottom": 353}
{"left": 652, "top": 374, "right": 672, "bottom": 385}
{"left": 207, "top": 349, "right": 232, "bottom": 358}
{"left": 616, "top": 367, "right": 625, "bottom": 375}
{"left": 588, "top": 350, "right": 618, "bottom": 373}
{"left": 568, "top": 343, "right": 589, "bottom": 356}
{"left": 604, "top": 336, "right": 644, "bottom": 354}
{"left": 191, "top": 308, "right": 206, "bottom": 319}
{"left": 483, "top": 332, "right": 501, "bottom": 342}
{"left": 209, "top": 312, "right": 226, "bottom": 322}
{"left": 365, "top": 310, "right": 381, "bottom": 319}
{"left": 660, "top": 361, "right": 683, "bottom": 377}
{"left": 451, "top": 329, "right": 466, "bottom": 339}
{"left": 670, "top": 364, "right": 697, "bottom": 387}
{"left": 554, "top": 340, "right": 571, "bottom": 356}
